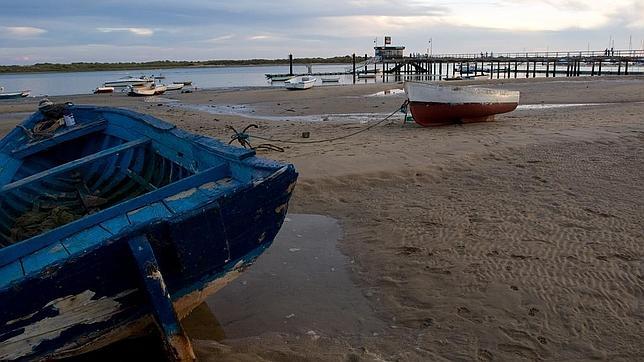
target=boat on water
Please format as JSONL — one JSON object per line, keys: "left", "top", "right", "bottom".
{"left": 268, "top": 74, "right": 294, "bottom": 82}
{"left": 173, "top": 81, "right": 192, "bottom": 86}
{"left": 357, "top": 73, "right": 377, "bottom": 79}
{"left": 0, "top": 104, "right": 297, "bottom": 360}
{"left": 321, "top": 76, "right": 340, "bottom": 83}
{"left": 93, "top": 86, "right": 115, "bottom": 94}
{"left": 127, "top": 84, "right": 166, "bottom": 96}
{"left": 403, "top": 81, "right": 520, "bottom": 126}
{"left": 103, "top": 76, "right": 153, "bottom": 88}
{"left": 0, "top": 87, "right": 30, "bottom": 100}
{"left": 284, "top": 76, "right": 316, "bottom": 90}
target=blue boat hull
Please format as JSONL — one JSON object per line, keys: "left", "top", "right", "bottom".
{"left": 0, "top": 106, "right": 297, "bottom": 360}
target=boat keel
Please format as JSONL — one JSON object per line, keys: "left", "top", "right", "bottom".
{"left": 128, "top": 236, "right": 196, "bottom": 361}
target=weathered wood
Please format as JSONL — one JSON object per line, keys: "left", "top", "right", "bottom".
{"left": 128, "top": 235, "right": 195, "bottom": 361}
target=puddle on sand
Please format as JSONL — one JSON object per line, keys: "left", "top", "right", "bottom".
{"left": 367, "top": 88, "right": 405, "bottom": 97}
{"left": 517, "top": 103, "right": 607, "bottom": 110}
{"left": 170, "top": 102, "right": 401, "bottom": 123}
{"left": 203, "top": 213, "right": 386, "bottom": 339}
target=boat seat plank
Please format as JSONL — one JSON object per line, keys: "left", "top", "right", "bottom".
{"left": 21, "top": 241, "right": 69, "bottom": 275}
{"left": 163, "top": 187, "right": 210, "bottom": 214}
{"left": 0, "top": 138, "right": 150, "bottom": 195}
{"left": 11, "top": 121, "right": 107, "bottom": 159}
{"left": 127, "top": 202, "right": 173, "bottom": 224}
{"left": 61, "top": 226, "right": 113, "bottom": 255}
{"left": 0, "top": 261, "right": 23, "bottom": 289}
{"left": 100, "top": 215, "right": 131, "bottom": 235}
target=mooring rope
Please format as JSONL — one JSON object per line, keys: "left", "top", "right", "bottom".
{"left": 228, "top": 100, "right": 408, "bottom": 148}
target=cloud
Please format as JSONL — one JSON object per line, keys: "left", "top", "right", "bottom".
{"left": 3, "top": 26, "right": 47, "bottom": 37}
{"left": 97, "top": 27, "right": 154, "bottom": 36}
{"left": 249, "top": 35, "right": 271, "bottom": 40}
{"left": 206, "top": 34, "right": 235, "bottom": 43}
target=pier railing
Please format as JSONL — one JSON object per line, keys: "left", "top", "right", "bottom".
{"left": 422, "top": 49, "right": 644, "bottom": 60}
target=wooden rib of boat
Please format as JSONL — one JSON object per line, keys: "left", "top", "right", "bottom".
{"left": 284, "top": 76, "right": 316, "bottom": 90}
{"left": 404, "top": 81, "right": 520, "bottom": 126}
{"left": 0, "top": 105, "right": 298, "bottom": 360}
{"left": 93, "top": 86, "right": 115, "bottom": 94}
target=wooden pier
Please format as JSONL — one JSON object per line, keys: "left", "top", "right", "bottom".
{"left": 377, "top": 49, "right": 644, "bottom": 80}
{"left": 266, "top": 49, "right": 644, "bottom": 82}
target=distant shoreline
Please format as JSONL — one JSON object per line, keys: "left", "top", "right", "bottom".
{"left": 0, "top": 56, "right": 353, "bottom": 75}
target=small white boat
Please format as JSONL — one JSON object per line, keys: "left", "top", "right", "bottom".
{"left": 321, "top": 76, "right": 340, "bottom": 83}
{"left": 173, "top": 80, "right": 192, "bottom": 85}
{"left": 93, "top": 86, "right": 115, "bottom": 94}
{"left": 127, "top": 84, "right": 166, "bottom": 96}
{"left": 268, "top": 75, "right": 294, "bottom": 82}
{"left": 404, "top": 81, "right": 520, "bottom": 126}
{"left": 284, "top": 76, "right": 316, "bottom": 90}
{"left": 164, "top": 83, "right": 184, "bottom": 92}
{"left": 0, "top": 87, "right": 29, "bottom": 100}
{"left": 104, "top": 76, "right": 153, "bottom": 88}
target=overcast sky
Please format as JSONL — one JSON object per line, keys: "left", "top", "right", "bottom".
{"left": 1, "top": 0, "right": 642, "bottom": 65}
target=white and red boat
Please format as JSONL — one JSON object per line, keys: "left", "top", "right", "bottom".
{"left": 403, "top": 81, "right": 520, "bottom": 126}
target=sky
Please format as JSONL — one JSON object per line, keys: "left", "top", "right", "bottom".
{"left": 0, "top": 0, "right": 643, "bottom": 65}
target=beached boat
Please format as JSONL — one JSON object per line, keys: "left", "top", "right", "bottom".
{"left": 127, "top": 85, "right": 166, "bottom": 96}
{"left": 0, "top": 88, "right": 29, "bottom": 100}
{"left": 0, "top": 104, "right": 297, "bottom": 360}
{"left": 404, "top": 81, "right": 520, "bottom": 126}
{"left": 164, "top": 83, "right": 184, "bottom": 92}
{"left": 104, "top": 76, "right": 153, "bottom": 88}
{"left": 93, "top": 86, "right": 115, "bottom": 94}
{"left": 284, "top": 76, "right": 316, "bottom": 90}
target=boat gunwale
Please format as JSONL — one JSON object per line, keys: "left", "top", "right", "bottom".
{"left": 0, "top": 162, "right": 294, "bottom": 292}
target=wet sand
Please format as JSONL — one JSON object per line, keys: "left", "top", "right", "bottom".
{"left": 1, "top": 76, "right": 643, "bottom": 361}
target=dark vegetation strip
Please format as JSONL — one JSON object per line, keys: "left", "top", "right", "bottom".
{"left": 0, "top": 56, "right": 353, "bottom": 74}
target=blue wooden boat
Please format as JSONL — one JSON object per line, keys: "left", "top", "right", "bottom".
{"left": 0, "top": 105, "right": 297, "bottom": 360}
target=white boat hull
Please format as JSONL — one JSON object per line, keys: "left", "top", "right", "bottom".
{"left": 284, "top": 76, "right": 316, "bottom": 90}
{"left": 404, "top": 81, "right": 520, "bottom": 126}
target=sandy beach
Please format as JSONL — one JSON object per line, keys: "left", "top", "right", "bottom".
{"left": 1, "top": 77, "right": 642, "bottom": 361}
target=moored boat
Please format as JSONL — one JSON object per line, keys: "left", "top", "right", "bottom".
{"left": 104, "top": 76, "right": 153, "bottom": 88}
{"left": 93, "top": 86, "right": 115, "bottom": 94}
{"left": 173, "top": 81, "right": 192, "bottom": 86}
{"left": 127, "top": 85, "right": 166, "bottom": 96}
{"left": 284, "top": 76, "right": 316, "bottom": 90}
{"left": 321, "top": 76, "right": 340, "bottom": 83}
{"left": 0, "top": 104, "right": 297, "bottom": 360}
{"left": 404, "top": 81, "right": 520, "bottom": 126}
{"left": 0, "top": 87, "right": 29, "bottom": 100}
{"left": 164, "top": 83, "right": 184, "bottom": 92}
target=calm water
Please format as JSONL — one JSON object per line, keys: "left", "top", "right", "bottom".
{"left": 0, "top": 62, "right": 639, "bottom": 97}
{"left": 0, "top": 64, "right": 360, "bottom": 97}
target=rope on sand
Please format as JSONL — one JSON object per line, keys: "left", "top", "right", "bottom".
{"left": 228, "top": 101, "right": 408, "bottom": 148}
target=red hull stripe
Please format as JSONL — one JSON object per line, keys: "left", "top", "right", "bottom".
{"left": 409, "top": 101, "right": 518, "bottom": 127}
